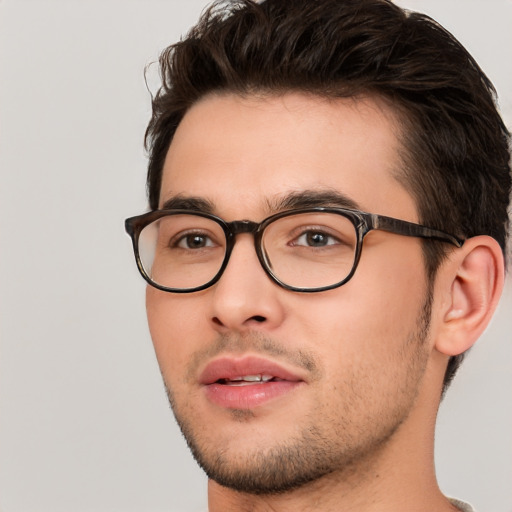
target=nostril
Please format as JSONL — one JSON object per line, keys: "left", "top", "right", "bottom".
{"left": 211, "top": 314, "right": 268, "bottom": 330}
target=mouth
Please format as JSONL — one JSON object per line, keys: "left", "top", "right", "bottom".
{"left": 199, "top": 356, "right": 305, "bottom": 409}
{"left": 216, "top": 374, "right": 285, "bottom": 386}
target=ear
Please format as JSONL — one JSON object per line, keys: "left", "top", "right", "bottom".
{"left": 435, "top": 235, "right": 505, "bottom": 356}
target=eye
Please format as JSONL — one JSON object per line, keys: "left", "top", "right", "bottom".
{"left": 175, "top": 232, "right": 215, "bottom": 249}
{"left": 293, "top": 230, "right": 339, "bottom": 247}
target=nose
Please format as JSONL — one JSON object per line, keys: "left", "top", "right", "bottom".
{"left": 208, "top": 234, "right": 286, "bottom": 333}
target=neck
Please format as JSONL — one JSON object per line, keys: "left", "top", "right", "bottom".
{"left": 207, "top": 447, "right": 448, "bottom": 512}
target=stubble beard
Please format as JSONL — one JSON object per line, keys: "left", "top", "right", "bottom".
{"left": 163, "top": 291, "right": 433, "bottom": 495}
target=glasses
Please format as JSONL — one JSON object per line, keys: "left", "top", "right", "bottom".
{"left": 125, "top": 207, "right": 464, "bottom": 293}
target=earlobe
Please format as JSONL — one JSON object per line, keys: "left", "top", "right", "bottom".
{"left": 435, "top": 236, "right": 505, "bottom": 356}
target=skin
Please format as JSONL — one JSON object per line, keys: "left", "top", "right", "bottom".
{"left": 145, "top": 92, "right": 499, "bottom": 511}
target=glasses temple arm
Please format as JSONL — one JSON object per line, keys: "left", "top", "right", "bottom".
{"left": 369, "top": 213, "right": 464, "bottom": 247}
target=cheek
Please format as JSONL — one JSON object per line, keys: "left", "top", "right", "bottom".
{"left": 353, "top": 238, "right": 428, "bottom": 331}
{"left": 146, "top": 287, "right": 209, "bottom": 377}
{"left": 289, "top": 242, "right": 428, "bottom": 362}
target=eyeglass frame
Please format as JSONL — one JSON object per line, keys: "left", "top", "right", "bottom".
{"left": 125, "top": 207, "right": 464, "bottom": 293}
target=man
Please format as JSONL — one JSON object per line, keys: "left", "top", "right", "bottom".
{"left": 125, "top": 0, "right": 511, "bottom": 510}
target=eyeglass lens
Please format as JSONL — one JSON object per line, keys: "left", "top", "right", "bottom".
{"left": 137, "top": 212, "right": 359, "bottom": 291}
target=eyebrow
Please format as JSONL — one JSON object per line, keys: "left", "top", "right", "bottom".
{"left": 161, "top": 195, "right": 215, "bottom": 213}
{"left": 265, "top": 190, "right": 362, "bottom": 213}
{"left": 160, "top": 189, "right": 362, "bottom": 216}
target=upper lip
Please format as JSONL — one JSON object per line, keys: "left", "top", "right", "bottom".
{"left": 199, "top": 355, "right": 305, "bottom": 385}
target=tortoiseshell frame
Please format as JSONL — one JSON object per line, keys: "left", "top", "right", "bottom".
{"left": 125, "top": 207, "right": 464, "bottom": 293}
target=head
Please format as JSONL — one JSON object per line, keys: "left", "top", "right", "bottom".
{"left": 139, "top": 0, "right": 510, "bottom": 497}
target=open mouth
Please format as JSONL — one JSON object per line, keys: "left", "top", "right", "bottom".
{"left": 200, "top": 356, "right": 305, "bottom": 409}
{"left": 216, "top": 374, "right": 285, "bottom": 386}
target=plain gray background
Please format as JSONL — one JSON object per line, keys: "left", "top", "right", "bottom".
{"left": 0, "top": 1, "right": 511, "bottom": 511}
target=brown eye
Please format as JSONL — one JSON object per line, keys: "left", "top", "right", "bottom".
{"left": 294, "top": 230, "right": 339, "bottom": 247}
{"left": 176, "top": 233, "right": 214, "bottom": 249}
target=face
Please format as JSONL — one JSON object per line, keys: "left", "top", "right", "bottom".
{"left": 146, "top": 92, "right": 433, "bottom": 493}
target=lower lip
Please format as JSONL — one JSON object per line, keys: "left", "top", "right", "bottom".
{"left": 203, "top": 381, "right": 301, "bottom": 409}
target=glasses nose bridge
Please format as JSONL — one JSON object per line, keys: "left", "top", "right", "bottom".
{"left": 223, "top": 219, "right": 266, "bottom": 271}
{"left": 227, "top": 219, "right": 261, "bottom": 237}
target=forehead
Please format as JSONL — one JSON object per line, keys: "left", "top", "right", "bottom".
{"left": 160, "top": 92, "right": 417, "bottom": 221}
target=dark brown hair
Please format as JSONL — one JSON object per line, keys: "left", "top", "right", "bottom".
{"left": 144, "top": 0, "right": 511, "bottom": 390}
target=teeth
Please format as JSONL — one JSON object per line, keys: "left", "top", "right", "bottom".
{"left": 221, "top": 374, "right": 275, "bottom": 384}
{"left": 241, "top": 375, "right": 262, "bottom": 382}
